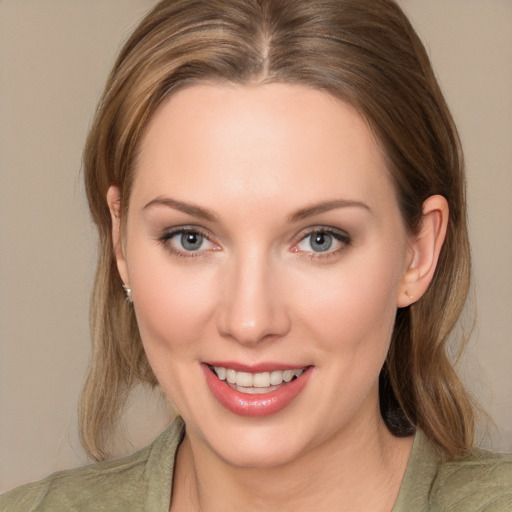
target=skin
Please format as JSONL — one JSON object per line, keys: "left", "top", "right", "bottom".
{"left": 108, "top": 83, "right": 448, "bottom": 512}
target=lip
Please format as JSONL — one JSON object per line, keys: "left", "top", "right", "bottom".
{"left": 205, "top": 360, "right": 307, "bottom": 373}
{"left": 201, "top": 363, "right": 313, "bottom": 417}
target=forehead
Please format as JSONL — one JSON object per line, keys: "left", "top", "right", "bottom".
{"left": 132, "top": 82, "right": 396, "bottom": 215}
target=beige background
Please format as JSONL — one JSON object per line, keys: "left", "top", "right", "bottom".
{"left": 1, "top": 0, "right": 511, "bottom": 493}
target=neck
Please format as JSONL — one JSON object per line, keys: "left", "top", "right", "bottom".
{"left": 171, "top": 410, "right": 413, "bottom": 512}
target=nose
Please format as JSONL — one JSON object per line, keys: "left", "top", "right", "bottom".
{"left": 216, "top": 251, "right": 291, "bottom": 346}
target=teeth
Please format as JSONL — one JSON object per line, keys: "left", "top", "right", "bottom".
{"left": 235, "top": 371, "right": 253, "bottom": 387}
{"left": 215, "top": 366, "right": 226, "bottom": 380}
{"left": 252, "top": 372, "right": 270, "bottom": 387}
{"left": 235, "top": 384, "right": 280, "bottom": 394}
{"left": 270, "top": 370, "right": 283, "bottom": 385}
{"left": 283, "top": 370, "right": 295, "bottom": 383}
{"left": 213, "top": 366, "right": 305, "bottom": 388}
{"left": 226, "top": 368, "right": 237, "bottom": 384}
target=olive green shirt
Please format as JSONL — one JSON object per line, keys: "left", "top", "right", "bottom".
{"left": 1, "top": 418, "right": 511, "bottom": 511}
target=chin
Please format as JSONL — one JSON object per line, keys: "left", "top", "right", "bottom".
{"left": 214, "top": 430, "right": 309, "bottom": 469}
{"left": 188, "top": 411, "right": 321, "bottom": 469}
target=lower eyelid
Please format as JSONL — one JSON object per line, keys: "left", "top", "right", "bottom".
{"left": 161, "top": 227, "right": 223, "bottom": 255}
{"left": 158, "top": 227, "right": 350, "bottom": 257}
{"left": 291, "top": 229, "right": 351, "bottom": 257}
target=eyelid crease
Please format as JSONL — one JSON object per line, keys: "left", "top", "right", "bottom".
{"left": 291, "top": 226, "right": 352, "bottom": 259}
{"left": 294, "top": 225, "right": 351, "bottom": 242}
{"left": 155, "top": 224, "right": 351, "bottom": 261}
{"left": 156, "top": 225, "right": 220, "bottom": 258}
{"left": 158, "top": 225, "right": 212, "bottom": 239}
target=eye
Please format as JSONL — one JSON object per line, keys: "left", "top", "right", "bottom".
{"left": 160, "top": 228, "right": 218, "bottom": 256}
{"left": 295, "top": 229, "right": 350, "bottom": 254}
{"left": 300, "top": 232, "right": 333, "bottom": 252}
{"left": 179, "top": 231, "right": 207, "bottom": 251}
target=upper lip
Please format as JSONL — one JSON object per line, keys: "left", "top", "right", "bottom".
{"left": 204, "top": 361, "right": 309, "bottom": 373}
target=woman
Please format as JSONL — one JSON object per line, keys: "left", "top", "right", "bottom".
{"left": 1, "top": 0, "right": 510, "bottom": 510}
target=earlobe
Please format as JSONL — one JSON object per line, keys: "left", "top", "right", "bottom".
{"left": 106, "top": 186, "right": 130, "bottom": 287}
{"left": 397, "top": 195, "right": 449, "bottom": 308}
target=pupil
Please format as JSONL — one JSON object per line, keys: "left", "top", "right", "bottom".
{"left": 181, "top": 232, "right": 203, "bottom": 251}
{"left": 311, "top": 232, "right": 332, "bottom": 252}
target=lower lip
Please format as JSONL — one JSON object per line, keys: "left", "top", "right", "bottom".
{"left": 202, "top": 364, "right": 312, "bottom": 417}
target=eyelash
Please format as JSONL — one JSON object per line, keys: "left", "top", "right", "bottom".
{"left": 292, "top": 228, "right": 351, "bottom": 260}
{"left": 157, "top": 226, "right": 217, "bottom": 259}
{"left": 157, "top": 226, "right": 351, "bottom": 260}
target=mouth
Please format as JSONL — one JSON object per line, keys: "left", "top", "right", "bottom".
{"left": 208, "top": 365, "right": 306, "bottom": 395}
{"left": 202, "top": 363, "right": 313, "bottom": 417}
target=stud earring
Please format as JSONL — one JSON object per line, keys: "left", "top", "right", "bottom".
{"left": 122, "top": 283, "right": 133, "bottom": 303}
{"left": 404, "top": 290, "right": 413, "bottom": 302}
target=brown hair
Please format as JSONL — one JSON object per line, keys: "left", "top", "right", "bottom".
{"left": 81, "top": 0, "right": 476, "bottom": 461}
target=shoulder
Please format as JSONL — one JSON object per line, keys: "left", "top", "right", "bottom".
{"left": 430, "top": 447, "right": 512, "bottom": 511}
{"left": 0, "top": 445, "right": 152, "bottom": 512}
{"left": 394, "top": 431, "right": 512, "bottom": 512}
{"left": 0, "top": 418, "right": 185, "bottom": 512}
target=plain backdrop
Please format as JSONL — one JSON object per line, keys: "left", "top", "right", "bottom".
{"left": 1, "top": 0, "right": 511, "bottom": 493}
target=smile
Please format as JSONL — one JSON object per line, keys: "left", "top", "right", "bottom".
{"left": 202, "top": 363, "right": 313, "bottom": 417}
{"left": 211, "top": 366, "right": 305, "bottom": 394}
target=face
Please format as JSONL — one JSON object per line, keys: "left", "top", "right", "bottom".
{"left": 113, "top": 83, "right": 415, "bottom": 467}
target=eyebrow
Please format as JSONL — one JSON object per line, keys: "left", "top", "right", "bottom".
{"left": 288, "top": 200, "right": 371, "bottom": 222}
{"left": 143, "top": 196, "right": 370, "bottom": 223}
{"left": 143, "top": 197, "right": 217, "bottom": 221}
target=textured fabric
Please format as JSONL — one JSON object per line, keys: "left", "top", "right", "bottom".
{"left": 0, "top": 418, "right": 185, "bottom": 512}
{"left": 1, "top": 419, "right": 511, "bottom": 511}
{"left": 393, "top": 431, "right": 512, "bottom": 511}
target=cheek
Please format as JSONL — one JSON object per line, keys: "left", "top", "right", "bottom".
{"left": 295, "top": 250, "right": 402, "bottom": 357}
{"left": 128, "top": 249, "right": 217, "bottom": 358}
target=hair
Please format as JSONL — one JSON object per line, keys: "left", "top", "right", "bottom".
{"left": 81, "top": 0, "right": 476, "bottom": 461}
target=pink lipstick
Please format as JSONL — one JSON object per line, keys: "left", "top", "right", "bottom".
{"left": 202, "top": 363, "right": 312, "bottom": 417}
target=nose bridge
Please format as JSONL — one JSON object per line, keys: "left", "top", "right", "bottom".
{"left": 217, "top": 246, "right": 290, "bottom": 345}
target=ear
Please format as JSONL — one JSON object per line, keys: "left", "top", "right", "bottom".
{"left": 106, "top": 186, "right": 130, "bottom": 287}
{"left": 397, "top": 195, "right": 449, "bottom": 308}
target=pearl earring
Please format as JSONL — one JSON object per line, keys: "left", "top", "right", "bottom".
{"left": 122, "top": 283, "right": 133, "bottom": 303}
